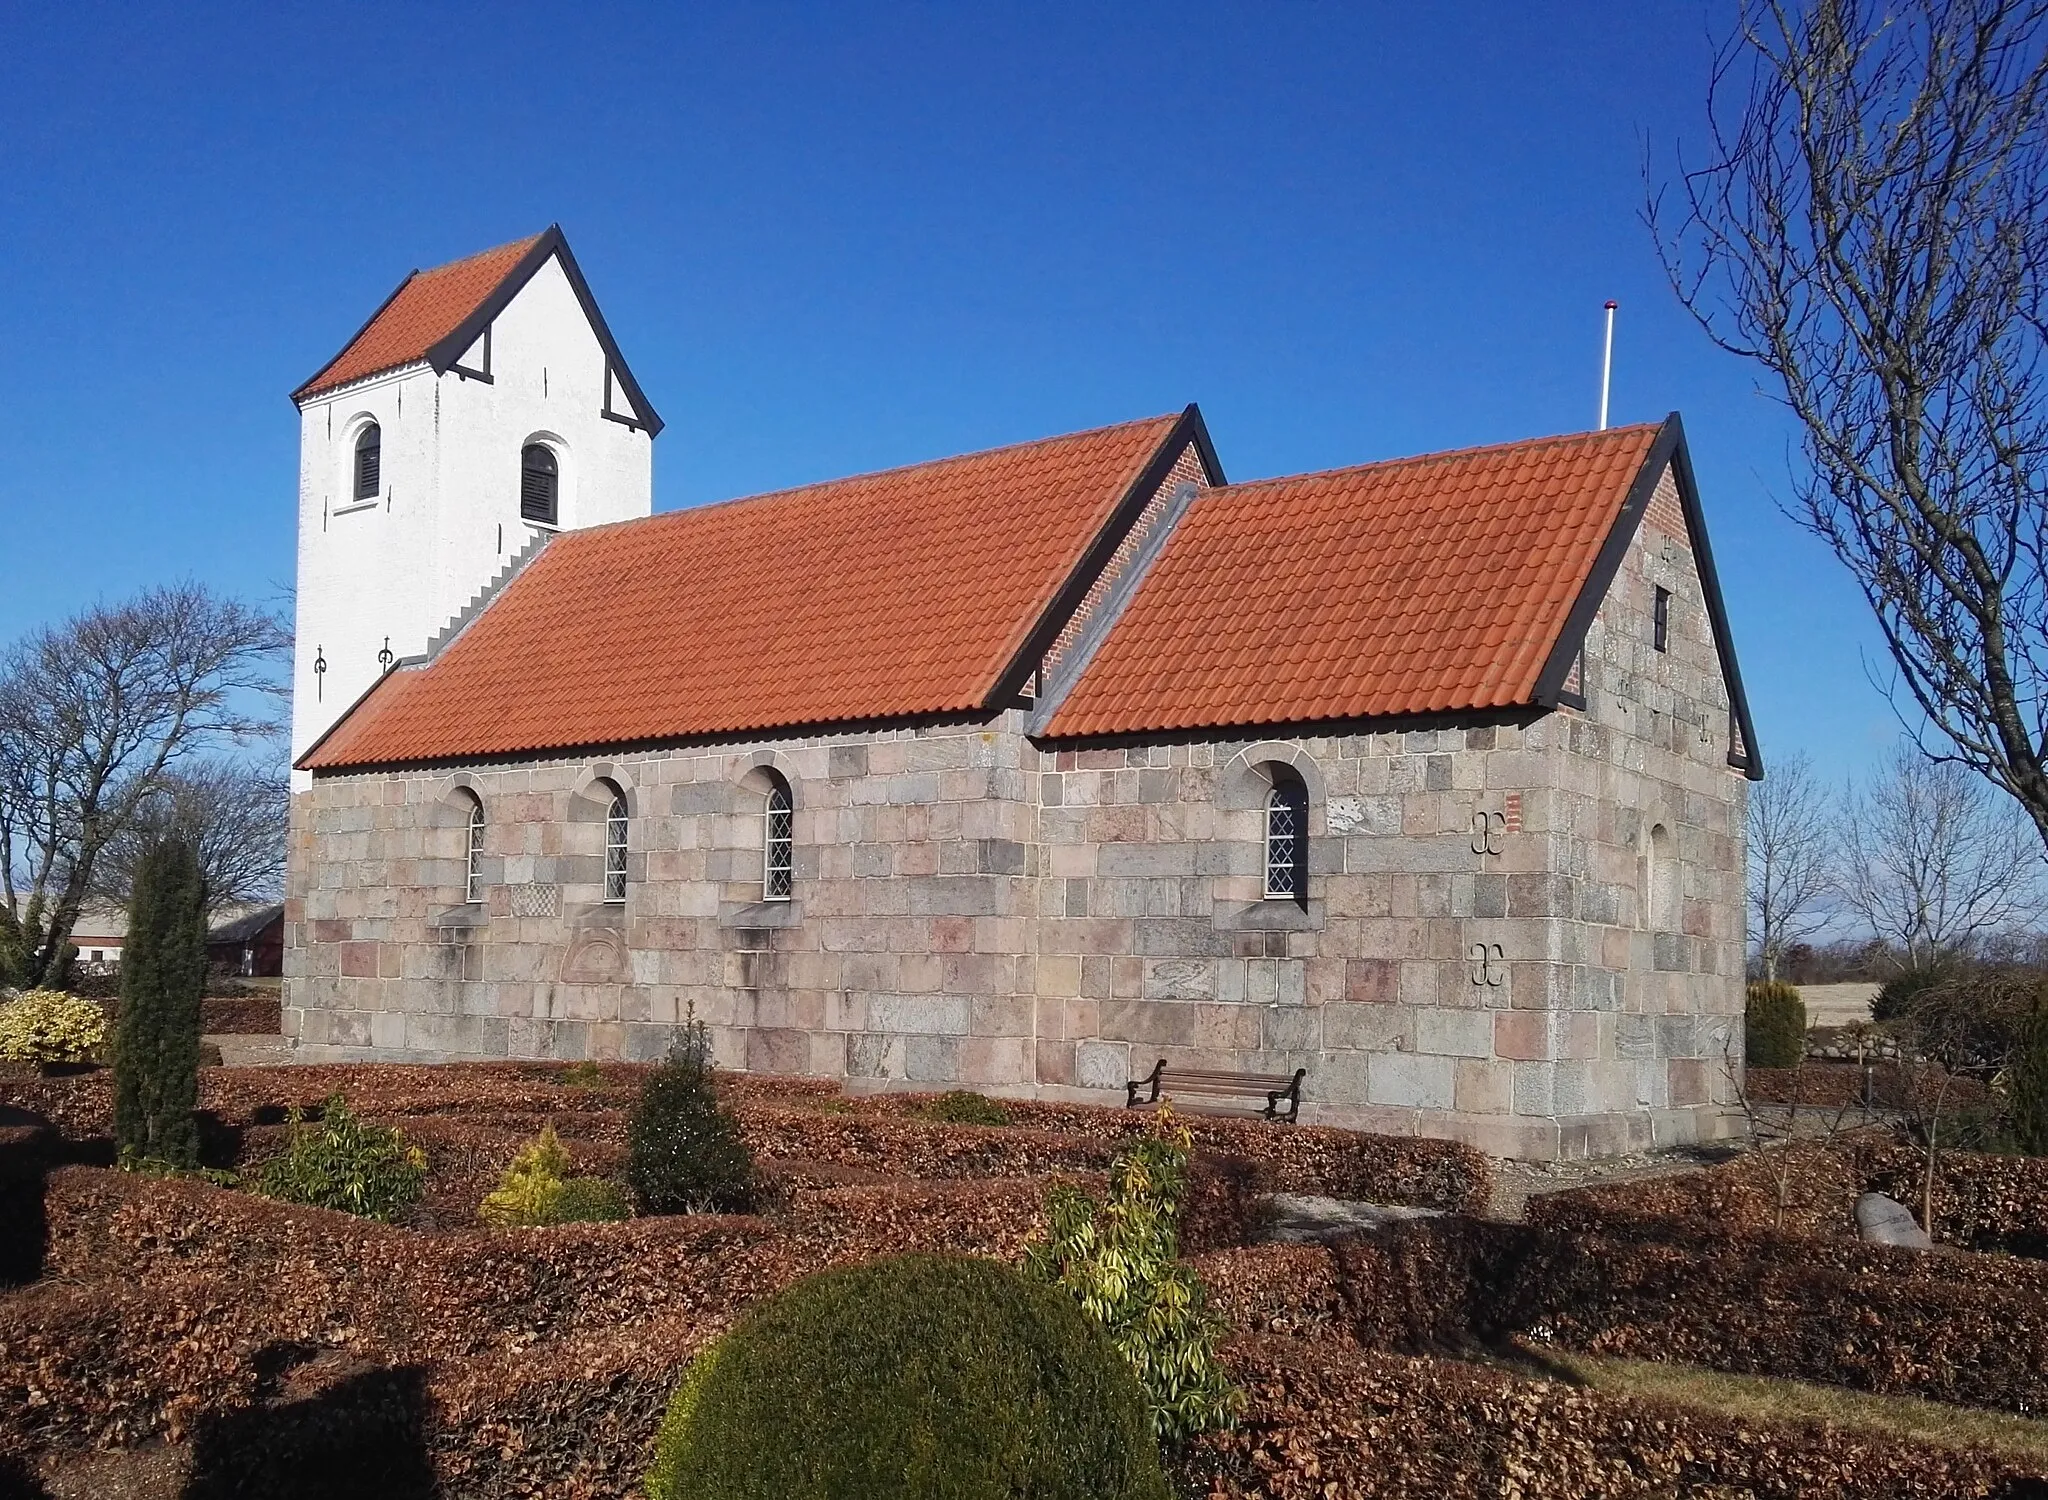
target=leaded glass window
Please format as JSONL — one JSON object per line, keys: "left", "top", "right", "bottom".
{"left": 604, "top": 788, "right": 628, "bottom": 904}
{"left": 764, "top": 778, "right": 793, "bottom": 900}
{"left": 464, "top": 794, "right": 485, "bottom": 904}
{"left": 1264, "top": 774, "right": 1308, "bottom": 903}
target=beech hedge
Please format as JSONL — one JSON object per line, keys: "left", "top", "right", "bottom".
{"left": 1183, "top": 1335, "right": 2042, "bottom": 1499}
{"left": 1195, "top": 1215, "right": 2048, "bottom": 1417}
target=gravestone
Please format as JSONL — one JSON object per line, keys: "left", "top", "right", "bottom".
{"left": 1855, "top": 1191, "right": 1932, "bottom": 1249}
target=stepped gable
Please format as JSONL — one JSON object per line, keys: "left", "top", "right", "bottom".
{"left": 300, "top": 413, "right": 1188, "bottom": 769}
{"left": 1043, "top": 422, "right": 1667, "bottom": 738}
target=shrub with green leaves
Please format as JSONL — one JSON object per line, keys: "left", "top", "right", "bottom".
{"left": 0, "top": 989, "right": 108, "bottom": 1064}
{"left": 917, "top": 1089, "right": 1012, "bottom": 1126}
{"left": 1025, "top": 1106, "right": 1242, "bottom": 1443}
{"left": 256, "top": 1094, "right": 426, "bottom": 1221}
{"left": 479, "top": 1123, "right": 630, "bottom": 1226}
{"left": 1745, "top": 980, "right": 1808, "bottom": 1069}
{"left": 645, "top": 1253, "right": 1168, "bottom": 1500}
{"left": 627, "top": 1022, "right": 756, "bottom": 1214}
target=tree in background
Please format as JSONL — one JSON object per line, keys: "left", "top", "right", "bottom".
{"left": 1840, "top": 744, "right": 2045, "bottom": 972}
{"left": 1747, "top": 750, "right": 1836, "bottom": 980}
{"left": 91, "top": 757, "right": 288, "bottom": 915}
{"left": 1656, "top": 0, "right": 2048, "bottom": 850}
{"left": 113, "top": 837, "right": 208, "bottom": 1167}
{"left": 0, "top": 584, "right": 287, "bottom": 986}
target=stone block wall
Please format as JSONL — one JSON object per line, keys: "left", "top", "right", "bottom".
{"left": 286, "top": 715, "right": 1047, "bottom": 1083}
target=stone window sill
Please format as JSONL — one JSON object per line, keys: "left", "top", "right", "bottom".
{"left": 717, "top": 900, "right": 803, "bottom": 929}
{"left": 1212, "top": 900, "right": 1323, "bottom": 932}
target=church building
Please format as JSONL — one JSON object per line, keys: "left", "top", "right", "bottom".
{"left": 285, "top": 228, "right": 1761, "bottom": 1159}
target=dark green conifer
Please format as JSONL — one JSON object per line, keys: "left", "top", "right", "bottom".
{"left": 113, "top": 837, "right": 207, "bottom": 1166}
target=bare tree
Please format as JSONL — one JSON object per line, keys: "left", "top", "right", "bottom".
{"left": 1749, "top": 750, "right": 1837, "bottom": 979}
{"left": 0, "top": 584, "right": 288, "bottom": 986}
{"left": 1655, "top": 0, "right": 2048, "bottom": 849}
{"left": 91, "top": 758, "right": 290, "bottom": 915}
{"left": 1839, "top": 742, "right": 2045, "bottom": 969}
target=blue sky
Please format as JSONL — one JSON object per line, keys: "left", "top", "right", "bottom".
{"left": 0, "top": 2, "right": 1904, "bottom": 786}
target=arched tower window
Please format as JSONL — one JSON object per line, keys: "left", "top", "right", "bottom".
{"left": 521, "top": 443, "right": 559, "bottom": 525}
{"left": 1263, "top": 768, "right": 1309, "bottom": 905}
{"left": 602, "top": 782, "right": 628, "bottom": 904}
{"left": 354, "top": 423, "right": 381, "bottom": 500}
{"left": 764, "top": 773, "right": 793, "bottom": 901}
{"left": 462, "top": 792, "right": 485, "bottom": 904}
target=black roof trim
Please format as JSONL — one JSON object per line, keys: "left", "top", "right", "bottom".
{"left": 290, "top": 270, "right": 420, "bottom": 405}
{"left": 1531, "top": 412, "right": 1763, "bottom": 780}
{"left": 291, "top": 225, "right": 664, "bottom": 436}
{"left": 424, "top": 225, "right": 664, "bottom": 437}
{"left": 987, "top": 403, "right": 1224, "bottom": 707}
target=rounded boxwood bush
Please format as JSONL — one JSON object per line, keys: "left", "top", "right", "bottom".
{"left": 645, "top": 1253, "right": 1170, "bottom": 1500}
{"left": 1745, "top": 980, "right": 1808, "bottom": 1069}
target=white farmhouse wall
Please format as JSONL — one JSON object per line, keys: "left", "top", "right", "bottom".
{"left": 290, "top": 255, "right": 655, "bottom": 779}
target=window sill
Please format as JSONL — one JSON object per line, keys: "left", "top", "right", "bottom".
{"left": 1212, "top": 900, "right": 1322, "bottom": 932}
{"left": 430, "top": 904, "right": 488, "bottom": 931}
{"left": 333, "top": 499, "right": 380, "bottom": 517}
{"left": 522, "top": 519, "right": 560, "bottom": 533}
{"left": 718, "top": 900, "right": 803, "bottom": 928}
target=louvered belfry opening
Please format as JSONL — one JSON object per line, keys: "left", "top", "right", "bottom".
{"left": 520, "top": 444, "right": 559, "bottom": 524}
{"left": 354, "top": 423, "right": 381, "bottom": 500}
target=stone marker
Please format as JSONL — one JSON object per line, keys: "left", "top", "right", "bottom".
{"left": 1264, "top": 1194, "right": 1446, "bottom": 1245}
{"left": 1855, "top": 1192, "right": 1932, "bottom": 1249}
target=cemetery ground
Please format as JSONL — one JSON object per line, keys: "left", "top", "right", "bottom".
{"left": 2, "top": 1047, "right": 2047, "bottom": 1498}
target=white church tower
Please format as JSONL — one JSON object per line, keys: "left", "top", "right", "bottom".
{"left": 288, "top": 226, "right": 660, "bottom": 777}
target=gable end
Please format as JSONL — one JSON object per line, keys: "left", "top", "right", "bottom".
{"left": 1532, "top": 413, "right": 1762, "bottom": 779}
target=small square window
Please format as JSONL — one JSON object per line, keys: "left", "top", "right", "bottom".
{"left": 1653, "top": 587, "right": 1671, "bottom": 653}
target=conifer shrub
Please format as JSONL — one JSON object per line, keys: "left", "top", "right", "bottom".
{"left": 1745, "top": 980, "right": 1808, "bottom": 1069}
{"left": 113, "top": 837, "right": 207, "bottom": 1167}
{"left": 918, "top": 1089, "right": 1012, "bottom": 1126}
{"left": 1025, "top": 1106, "right": 1242, "bottom": 1443}
{"left": 644, "top": 1253, "right": 1169, "bottom": 1500}
{"left": 0, "top": 989, "right": 107, "bottom": 1064}
{"left": 2008, "top": 1004, "right": 2048, "bottom": 1157}
{"left": 627, "top": 1022, "right": 756, "bottom": 1214}
{"left": 479, "top": 1123, "right": 630, "bottom": 1225}
{"left": 256, "top": 1094, "right": 427, "bottom": 1221}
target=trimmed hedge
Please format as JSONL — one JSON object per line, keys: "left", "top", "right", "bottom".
{"left": 646, "top": 1255, "right": 1169, "bottom": 1500}
{"left": 1184, "top": 1334, "right": 2041, "bottom": 1498}
{"left": 1196, "top": 1215, "right": 2048, "bottom": 1417}
{"left": 1533, "top": 1135, "right": 2048, "bottom": 1258}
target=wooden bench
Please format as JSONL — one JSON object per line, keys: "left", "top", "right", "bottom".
{"left": 1125, "top": 1059, "right": 1305, "bottom": 1124}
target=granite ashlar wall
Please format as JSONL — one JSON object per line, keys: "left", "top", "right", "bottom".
{"left": 286, "top": 714, "right": 1050, "bottom": 1084}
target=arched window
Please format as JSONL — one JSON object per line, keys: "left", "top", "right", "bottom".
{"left": 354, "top": 422, "right": 381, "bottom": 500}
{"left": 602, "top": 783, "right": 628, "bottom": 904}
{"left": 764, "top": 774, "right": 793, "bottom": 901}
{"left": 463, "top": 793, "right": 485, "bottom": 904}
{"left": 521, "top": 443, "right": 559, "bottom": 525}
{"left": 1263, "top": 769, "right": 1309, "bottom": 905}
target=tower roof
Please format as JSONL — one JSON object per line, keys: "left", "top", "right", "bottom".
{"left": 290, "top": 226, "right": 663, "bottom": 433}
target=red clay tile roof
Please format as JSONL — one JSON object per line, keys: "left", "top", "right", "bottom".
{"left": 302, "top": 414, "right": 1188, "bottom": 769}
{"left": 294, "top": 234, "right": 545, "bottom": 401}
{"left": 1043, "top": 423, "right": 1665, "bottom": 737}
